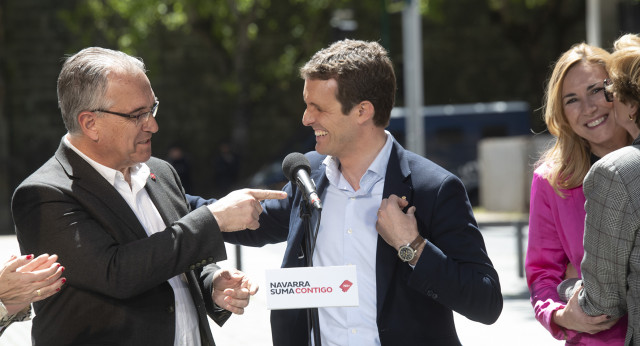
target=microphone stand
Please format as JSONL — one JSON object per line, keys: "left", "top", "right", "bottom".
{"left": 300, "top": 201, "right": 321, "bottom": 346}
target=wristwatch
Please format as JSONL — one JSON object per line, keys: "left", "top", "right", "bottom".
{"left": 397, "top": 235, "right": 425, "bottom": 263}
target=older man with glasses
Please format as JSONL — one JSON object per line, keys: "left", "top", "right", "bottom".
{"left": 11, "top": 47, "right": 287, "bottom": 346}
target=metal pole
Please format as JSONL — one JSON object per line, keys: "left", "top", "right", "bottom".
{"left": 402, "top": 0, "right": 425, "bottom": 156}
{"left": 586, "top": 0, "right": 601, "bottom": 47}
{"left": 235, "top": 244, "right": 242, "bottom": 271}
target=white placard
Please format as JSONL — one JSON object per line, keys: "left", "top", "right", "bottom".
{"left": 265, "top": 265, "right": 359, "bottom": 310}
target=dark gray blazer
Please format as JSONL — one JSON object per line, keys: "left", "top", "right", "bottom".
{"left": 11, "top": 140, "right": 230, "bottom": 346}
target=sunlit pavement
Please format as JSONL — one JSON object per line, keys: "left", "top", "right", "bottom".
{"left": 0, "top": 226, "right": 565, "bottom": 345}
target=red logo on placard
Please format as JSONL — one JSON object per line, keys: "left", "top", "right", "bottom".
{"left": 339, "top": 280, "right": 353, "bottom": 292}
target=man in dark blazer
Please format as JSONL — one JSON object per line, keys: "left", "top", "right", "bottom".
{"left": 199, "top": 39, "right": 503, "bottom": 345}
{"left": 11, "top": 47, "right": 286, "bottom": 346}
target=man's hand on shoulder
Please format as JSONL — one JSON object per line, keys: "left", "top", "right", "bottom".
{"left": 376, "top": 194, "right": 419, "bottom": 250}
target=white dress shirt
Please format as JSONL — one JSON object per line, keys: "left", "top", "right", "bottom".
{"left": 64, "top": 135, "right": 201, "bottom": 346}
{"left": 311, "top": 131, "right": 394, "bottom": 346}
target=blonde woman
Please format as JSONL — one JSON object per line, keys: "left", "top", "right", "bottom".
{"left": 564, "top": 33, "right": 640, "bottom": 346}
{"left": 526, "top": 42, "right": 630, "bottom": 344}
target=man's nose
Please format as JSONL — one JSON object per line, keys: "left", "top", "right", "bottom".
{"left": 302, "top": 109, "right": 313, "bottom": 126}
{"left": 143, "top": 115, "right": 159, "bottom": 133}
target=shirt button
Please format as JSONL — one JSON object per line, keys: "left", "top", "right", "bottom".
{"left": 351, "top": 329, "right": 357, "bottom": 334}
{"left": 347, "top": 228, "right": 353, "bottom": 234}
{"left": 167, "top": 305, "right": 175, "bottom": 314}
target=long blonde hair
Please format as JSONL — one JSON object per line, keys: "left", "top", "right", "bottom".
{"left": 538, "top": 43, "right": 610, "bottom": 197}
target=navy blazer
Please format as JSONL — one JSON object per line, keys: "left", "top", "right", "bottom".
{"left": 192, "top": 139, "right": 502, "bottom": 345}
{"left": 12, "top": 140, "right": 230, "bottom": 346}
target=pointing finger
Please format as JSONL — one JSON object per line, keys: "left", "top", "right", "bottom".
{"left": 247, "top": 189, "right": 288, "bottom": 201}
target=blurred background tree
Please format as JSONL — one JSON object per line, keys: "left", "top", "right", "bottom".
{"left": 1, "top": 0, "right": 639, "bottom": 231}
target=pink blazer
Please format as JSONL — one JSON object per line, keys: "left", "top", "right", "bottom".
{"left": 526, "top": 165, "right": 627, "bottom": 345}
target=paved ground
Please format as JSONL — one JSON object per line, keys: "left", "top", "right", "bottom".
{"left": 0, "top": 226, "right": 565, "bottom": 345}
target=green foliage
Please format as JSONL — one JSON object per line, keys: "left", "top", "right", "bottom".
{"left": 53, "top": 0, "right": 359, "bottom": 195}
{"left": 36, "top": 0, "right": 595, "bottom": 195}
{"left": 58, "top": 0, "right": 189, "bottom": 54}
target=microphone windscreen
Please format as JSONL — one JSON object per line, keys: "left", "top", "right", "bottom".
{"left": 282, "top": 152, "right": 311, "bottom": 182}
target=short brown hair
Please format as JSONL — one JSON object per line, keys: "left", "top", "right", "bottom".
{"left": 300, "top": 39, "right": 396, "bottom": 127}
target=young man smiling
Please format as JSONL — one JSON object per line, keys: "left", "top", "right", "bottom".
{"left": 221, "top": 39, "right": 503, "bottom": 345}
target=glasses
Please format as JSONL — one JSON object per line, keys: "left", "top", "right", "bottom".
{"left": 603, "top": 78, "right": 613, "bottom": 102}
{"left": 92, "top": 101, "right": 159, "bottom": 124}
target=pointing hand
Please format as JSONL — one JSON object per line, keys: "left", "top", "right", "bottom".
{"left": 208, "top": 188, "right": 287, "bottom": 231}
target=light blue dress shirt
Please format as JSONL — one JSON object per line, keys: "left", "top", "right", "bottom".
{"left": 311, "top": 131, "right": 394, "bottom": 346}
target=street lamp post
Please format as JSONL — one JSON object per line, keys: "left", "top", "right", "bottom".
{"left": 586, "top": 0, "right": 602, "bottom": 47}
{"left": 402, "top": 0, "right": 425, "bottom": 156}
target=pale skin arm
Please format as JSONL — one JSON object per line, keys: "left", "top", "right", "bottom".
{"left": 0, "top": 254, "right": 66, "bottom": 316}
{"left": 211, "top": 268, "right": 258, "bottom": 315}
{"left": 208, "top": 188, "right": 288, "bottom": 232}
{"left": 553, "top": 286, "right": 618, "bottom": 334}
{"left": 376, "top": 194, "right": 425, "bottom": 264}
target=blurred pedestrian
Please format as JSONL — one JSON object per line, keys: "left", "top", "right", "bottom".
{"left": 212, "top": 142, "right": 239, "bottom": 195}
{"left": 526, "top": 42, "right": 630, "bottom": 344}
{"left": 166, "top": 143, "right": 193, "bottom": 193}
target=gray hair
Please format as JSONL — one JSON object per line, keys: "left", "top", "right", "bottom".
{"left": 57, "top": 47, "right": 146, "bottom": 134}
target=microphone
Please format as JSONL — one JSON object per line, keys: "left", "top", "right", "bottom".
{"left": 282, "top": 153, "right": 323, "bottom": 210}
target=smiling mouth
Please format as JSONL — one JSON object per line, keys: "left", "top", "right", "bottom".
{"left": 315, "top": 130, "right": 328, "bottom": 137}
{"left": 586, "top": 116, "right": 606, "bottom": 128}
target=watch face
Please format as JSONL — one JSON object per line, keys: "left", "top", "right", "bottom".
{"left": 398, "top": 245, "right": 415, "bottom": 262}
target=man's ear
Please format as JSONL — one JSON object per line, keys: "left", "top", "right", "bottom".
{"left": 356, "top": 101, "right": 374, "bottom": 125}
{"left": 77, "top": 111, "right": 100, "bottom": 141}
